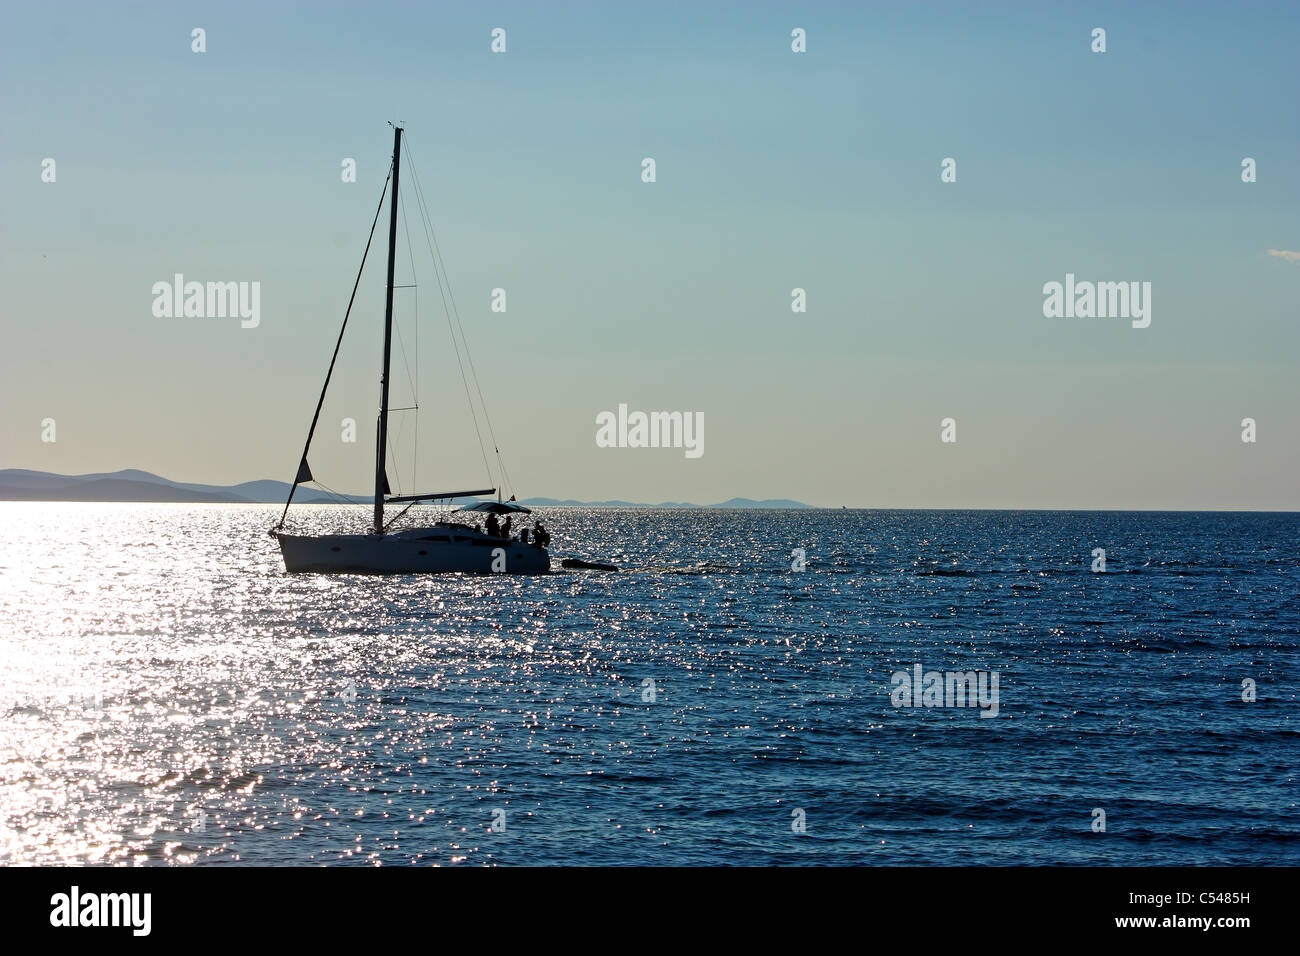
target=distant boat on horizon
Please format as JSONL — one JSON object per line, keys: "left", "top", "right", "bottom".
{"left": 270, "top": 126, "right": 550, "bottom": 574}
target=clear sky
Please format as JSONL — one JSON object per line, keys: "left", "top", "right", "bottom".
{"left": 2, "top": 1, "right": 1297, "bottom": 508}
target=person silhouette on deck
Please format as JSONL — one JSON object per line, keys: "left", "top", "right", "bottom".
{"left": 501, "top": 515, "right": 512, "bottom": 540}
{"left": 485, "top": 513, "right": 500, "bottom": 537}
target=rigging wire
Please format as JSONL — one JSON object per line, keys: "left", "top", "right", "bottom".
{"left": 275, "top": 163, "right": 394, "bottom": 530}
{"left": 403, "top": 136, "right": 515, "bottom": 498}
{"left": 402, "top": 140, "right": 495, "bottom": 490}
{"left": 309, "top": 477, "right": 357, "bottom": 506}
{"left": 387, "top": 184, "right": 424, "bottom": 498}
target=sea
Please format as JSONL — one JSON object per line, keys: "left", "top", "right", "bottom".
{"left": 1, "top": 504, "right": 1296, "bottom": 866}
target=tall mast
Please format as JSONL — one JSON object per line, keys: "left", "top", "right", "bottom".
{"left": 374, "top": 125, "right": 402, "bottom": 534}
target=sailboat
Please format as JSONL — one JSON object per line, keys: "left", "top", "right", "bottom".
{"left": 270, "top": 126, "right": 550, "bottom": 574}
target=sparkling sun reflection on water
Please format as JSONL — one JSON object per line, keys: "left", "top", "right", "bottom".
{"left": 1, "top": 503, "right": 1297, "bottom": 865}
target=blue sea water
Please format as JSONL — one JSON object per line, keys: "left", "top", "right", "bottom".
{"left": 1, "top": 504, "right": 1296, "bottom": 865}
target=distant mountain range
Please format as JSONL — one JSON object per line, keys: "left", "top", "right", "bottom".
{"left": 0, "top": 469, "right": 812, "bottom": 509}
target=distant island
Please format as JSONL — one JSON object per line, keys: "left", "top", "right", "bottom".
{"left": 0, "top": 469, "right": 812, "bottom": 509}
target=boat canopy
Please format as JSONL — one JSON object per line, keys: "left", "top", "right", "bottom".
{"left": 457, "top": 501, "right": 532, "bottom": 515}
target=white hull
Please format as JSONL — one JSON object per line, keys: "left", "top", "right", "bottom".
{"left": 276, "top": 525, "right": 549, "bottom": 574}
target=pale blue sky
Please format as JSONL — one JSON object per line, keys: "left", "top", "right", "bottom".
{"left": 2, "top": 1, "right": 1297, "bottom": 508}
